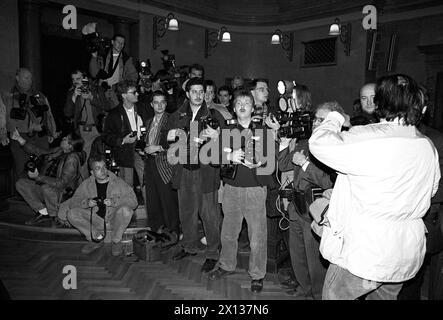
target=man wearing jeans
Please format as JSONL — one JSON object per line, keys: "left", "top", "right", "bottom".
{"left": 208, "top": 90, "right": 276, "bottom": 293}
{"left": 309, "top": 75, "right": 440, "bottom": 299}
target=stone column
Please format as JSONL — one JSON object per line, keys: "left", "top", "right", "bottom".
{"left": 18, "top": 0, "right": 42, "bottom": 90}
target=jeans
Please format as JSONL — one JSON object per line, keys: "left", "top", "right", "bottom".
{"left": 177, "top": 168, "right": 221, "bottom": 260}
{"left": 15, "top": 178, "right": 60, "bottom": 217}
{"left": 288, "top": 203, "right": 327, "bottom": 299}
{"left": 322, "top": 264, "right": 403, "bottom": 300}
{"left": 220, "top": 184, "right": 267, "bottom": 280}
{"left": 67, "top": 205, "right": 133, "bottom": 243}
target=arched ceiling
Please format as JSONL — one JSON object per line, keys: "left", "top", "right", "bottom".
{"left": 137, "top": 0, "right": 441, "bottom": 26}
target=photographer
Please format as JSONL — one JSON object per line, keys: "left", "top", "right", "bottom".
{"left": 278, "top": 103, "right": 337, "bottom": 300}
{"left": 11, "top": 129, "right": 85, "bottom": 226}
{"left": 102, "top": 80, "right": 145, "bottom": 190}
{"left": 163, "top": 77, "right": 224, "bottom": 273}
{"left": 208, "top": 90, "right": 276, "bottom": 294}
{"left": 89, "top": 34, "right": 137, "bottom": 108}
{"left": 64, "top": 69, "right": 109, "bottom": 178}
{"left": 67, "top": 155, "right": 137, "bottom": 256}
{"left": 0, "top": 68, "right": 58, "bottom": 179}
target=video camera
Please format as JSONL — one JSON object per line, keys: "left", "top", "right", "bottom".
{"left": 160, "top": 50, "right": 188, "bottom": 92}
{"left": 274, "top": 80, "right": 312, "bottom": 139}
{"left": 25, "top": 154, "right": 43, "bottom": 173}
{"left": 81, "top": 22, "right": 111, "bottom": 57}
{"left": 104, "top": 148, "right": 119, "bottom": 174}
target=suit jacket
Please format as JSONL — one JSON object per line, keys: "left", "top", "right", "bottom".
{"left": 144, "top": 113, "right": 173, "bottom": 184}
{"left": 102, "top": 104, "right": 143, "bottom": 168}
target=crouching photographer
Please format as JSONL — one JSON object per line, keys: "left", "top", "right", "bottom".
{"left": 12, "top": 129, "right": 85, "bottom": 226}
{"left": 67, "top": 155, "right": 138, "bottom": 256}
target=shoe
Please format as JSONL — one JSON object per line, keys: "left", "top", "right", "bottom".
{"left": 25, "top": 214, "right": 51, "bottom": 226}
{"left": 200, "top": 236, "right": 207, "bottom": 246}
{"left": 201, "top": 259, "right": 217, "bottom": 273}
{"left": 172, "top": 249, "right": 197, "bottom": 261}
{"left": 112, "top": 242, "right": 124, "bottom": 256}
{"left": 208, "top": 267, "right": 234, "bottom": 280}
{"left": 51, "top": 217, "right": 72, "bottom": 229}
{"left": 251, "top": 279, "right": 264, "bottom": 293}
{"left": 81, "top": 241, "right": 104, "bottom": 254}
{"left": 280, "top": 278, "right": 299, "bottom": 290}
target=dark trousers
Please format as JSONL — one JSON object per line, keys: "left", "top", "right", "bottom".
{"left": 177, "top": 168, "right": 221, "bottom": 260}
{"left": 15, "top": 178, "right": 60, "bottom": 217}
{"left": 144, "top": 156, "right": 179, "bottom": 234}
{"left": 288, "top": 202, "right": 328, "bottom": 299}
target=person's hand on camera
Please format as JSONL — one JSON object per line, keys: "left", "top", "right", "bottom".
{"left": 122, "top": 133, "right": 137, "bottom": 145}
{"left": 81, "top": 91, "right": 93, "bottom": 100}
{"left": 228, "top": 149, "right": 245, "bottom": 163}
{"left": 103, "top": 199, "right": 112, "bottom": 207}
{"left": 292, "top": 150, "right": 308, "bottom": 167}
{"left": 10, "top": 128, "right": 25, "bottom": 146}
{"left": 145, "top": 145, "right": 162, "bottom": 154}
{"left": 91, "top": 51, "right": 98, "bottom": 58}
{"left": 265, "top": 115, "right": 280, "bottom": 131}
{"left": 243, "top": 159, "right": 263, "bottom": 169}
{"left": 27, "top": 168, "right": 39, "bottom": 179}
{"left": 87, "top": 198, "right": 97, "bottom": 208}
{"left": 202, "top": 126, "right": 219, "bottom": 140}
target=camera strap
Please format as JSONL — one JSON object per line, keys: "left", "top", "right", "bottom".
{"left": 107, "top": 51, "right": 122, "bottom": 78}
{"left": 90, "top": 207, "right": 107, "bottom": 243}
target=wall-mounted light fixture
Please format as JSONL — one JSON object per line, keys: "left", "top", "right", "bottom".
{"left": 329, "top": 18, "right": 352, "bottom": 56}
{"left": 204, "top": 26, "right": 231, "bottom": 58}
{"left": 153, "top": 12, "right": 179, "bottom": 50}
{"left": 271, "top": 29, "right": 294, "bottom": 62}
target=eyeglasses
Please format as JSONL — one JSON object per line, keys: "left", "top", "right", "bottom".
{"left": 127, "top": 91, "right": 138, "bottom": 95}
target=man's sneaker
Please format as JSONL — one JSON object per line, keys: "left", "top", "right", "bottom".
{"left": 200, "top": 236, "right": 207, "bottom": 246}
{"left": 251, "top": 279, "right": 264, "bottom": 293}
{"left": 112, "top": 242, "right": 124, "bottom": 256}
{"left": 81, "top": 241, "right": 104, "bottom": 254}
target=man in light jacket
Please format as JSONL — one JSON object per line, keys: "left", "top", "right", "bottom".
{"left": 309, "top": 74, "right": 440, "bottom": 300}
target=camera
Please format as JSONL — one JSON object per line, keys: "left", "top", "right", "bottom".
{"left": 10, "top": 94, "right": 28, "bottom": 120}
{"left": 92, "top": 196, "right": 106, "bottom": 218}
{"left": 273, "top": 110, "right": 312, "bottom": 139}
{"left": 129, "top": 131, "right": 137, "bottom": 138}
{"left": 200, "top": 115, "right": 219, "bottom": 130}
{"left": 139, "top": 60, "right": 152, "bottom": 92}
{"left": 104, "top": 148, "right": 119, "bottom": 174}
{"left": 81, "top": 23, "right": 111, "bottom": 57}
{"left": 25, "top": 154, "right": 42, "bottom": 173}
{"left": 135, "top": 126, "right": 147, "bottom": 155}
{"left": 29, "top": 94, "right": 49, "bottom": 118}
{"left": 80, "top": 78, "right": 90, "bottom": 94}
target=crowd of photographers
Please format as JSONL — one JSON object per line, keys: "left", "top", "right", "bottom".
{"left": 0, "top": 30, "right": 442, "bottom": 299}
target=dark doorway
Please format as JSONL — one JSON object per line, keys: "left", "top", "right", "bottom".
{"left": 41, "top": 35, "right": 90, "bottom": 131}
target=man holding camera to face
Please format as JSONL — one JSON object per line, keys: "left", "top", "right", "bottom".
{"left": 0, "top": 68, "right": 58, "bottom": 180}
{"left": 102, "top": 80, "right": 145, "bottom": 190}
{"left": 64, "top": 69, "right": 109, "bottom": 179}
{"left": 67, "top": 155, "right": 137, "bottom": 256}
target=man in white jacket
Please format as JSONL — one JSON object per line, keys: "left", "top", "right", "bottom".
{"left": 309, "top": 74, "right": 440, "bottom": 300}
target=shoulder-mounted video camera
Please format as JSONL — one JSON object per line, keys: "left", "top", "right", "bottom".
{"left": 81, "top": 22, "right": 111, "bottom": 57}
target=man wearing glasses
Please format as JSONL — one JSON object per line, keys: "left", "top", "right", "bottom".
{"left": 250, "top": 79, "right": 270, "bottom": 122}
{"left": 102, "top": 80, "right": 145, "bottom": 189}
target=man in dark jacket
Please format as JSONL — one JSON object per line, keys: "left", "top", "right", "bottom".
{"left": 162, "top": 78, "right": 224, "bottom": 273}
{"left": 102, "top": 80, "right": 145, "bottom": 190}
{"left": 11, "top": 129, "right": 85, "bottom": 226}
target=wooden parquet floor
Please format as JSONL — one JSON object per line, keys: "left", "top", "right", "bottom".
{"left": 0, "top": 236, "right": 301, "bottom": 300}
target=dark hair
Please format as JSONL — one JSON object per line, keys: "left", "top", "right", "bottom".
{"left": 249, "top": 78, "right": 268, "bottom": 91}
{"left": 150, "top": 90, "right": 167, "bottom": 104}
{"left": 374, "top": 74, "right": 425, "bottom": 126}
{"left": 204, "top": 79, "right": 217, "bottom": 92}
{"left": 152, "top": 69, "right": 170, "bottom": 83}
{"left": 232, "top": 90, "right": 254, "bottom": 106}
{"left": 116, "top": 80, "right": 137, "bottom": 101}
{"left": 218, "top": 85, "right": 232, "bottom": 96}
{"left": 185, "top": 77, "right": 205, "bottom": 92}
{"left": 70, "top": 69, "right": 85, "bottom": 77}
{"left": 66, "top": 131, "right": 84, "bottom": 153}
{"left": 112, "top": 34, "right": 126, "bottom": 41}
{"left": 88, "top": 155, "right": 107, "bottom": 171}
{"left": 294, "top": 84, "right": 312, "bottom": 110}
{"left": 189, "top": 64, "right": 205, "bottom": 77}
